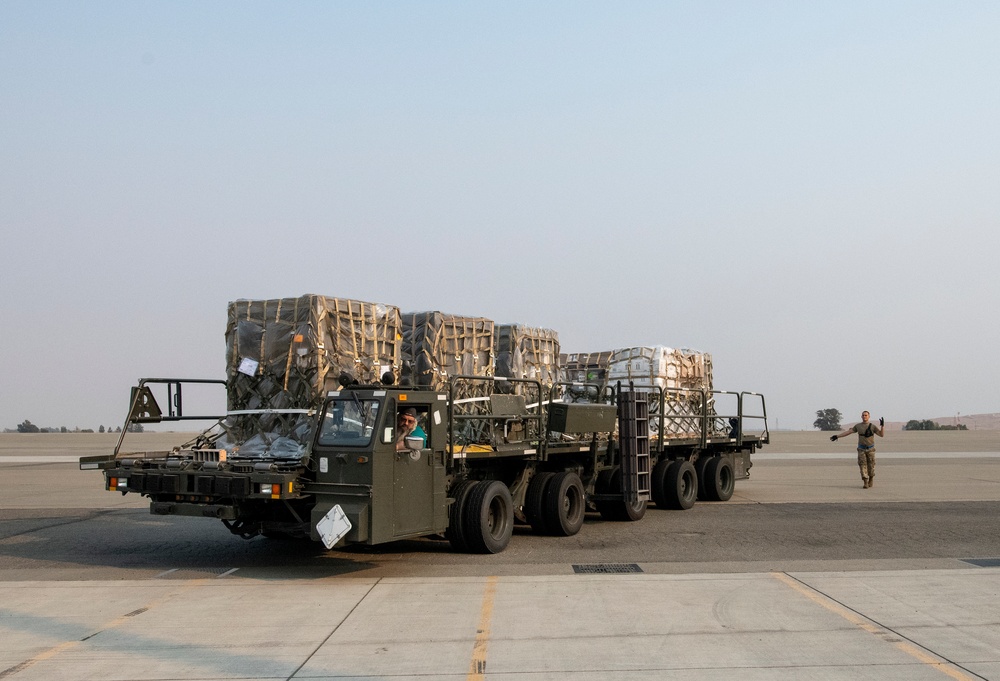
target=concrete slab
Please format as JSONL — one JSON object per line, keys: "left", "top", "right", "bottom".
{"left": 2, "top": 571, "right": 992, "bottom": 681}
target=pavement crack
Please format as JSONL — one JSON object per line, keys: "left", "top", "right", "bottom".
{"left": 285, "top": 577, "right": 382, "bottom": 680}
{"left": 775, "top": 572, "right": 987, "bottom": 681}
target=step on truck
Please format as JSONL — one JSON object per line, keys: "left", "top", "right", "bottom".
{"left": 79, "top": 294, "right": 768, "bottom": 553}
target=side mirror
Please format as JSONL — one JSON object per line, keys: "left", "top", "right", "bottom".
{"left": 404, "top": 436, "right": 424, "bottom": 451}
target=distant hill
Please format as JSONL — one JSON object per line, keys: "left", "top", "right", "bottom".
{"left": 883, "top": 413, "right": 1000, "bottom": 431}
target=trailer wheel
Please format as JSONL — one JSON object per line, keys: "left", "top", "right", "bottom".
{"left": 694, "top": 456, "right": 712, "bottom": 501}
{"left": 651, "top": 459, "right": 672, "bottom": 509}
{"left": 525, "top": 472, "right": 555, "bottom": 534}
{"left": 703, "top": 456, "right": 735, "bottom": 502}
{"left": 665, "top": 460, "right": 697, "bottom": 510}
{"left": 594, "top": 469, "right": 616, "bottom": 520}
{"left": 446, "top": 479, "right": 477, "bottom": 552}
{"left": 595, "top": 467, "right": 647, "bottom": 522}
{"left": 544, "top": 471, "right": 586, "bottom": 536}
{"left": 463, "top": 480, "right": 514, "bottom": 554}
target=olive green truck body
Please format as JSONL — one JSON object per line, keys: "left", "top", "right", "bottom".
{"left": 80, "top": 296, "right": 768, "bottom": 554}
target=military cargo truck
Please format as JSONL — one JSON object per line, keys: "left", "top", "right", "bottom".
{"left": 81, "top": 295, "right": 768, "bottom": 554}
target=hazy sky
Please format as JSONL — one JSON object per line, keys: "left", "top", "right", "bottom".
{"left": 2, "top": 2, "right": 998, "bottom": 431}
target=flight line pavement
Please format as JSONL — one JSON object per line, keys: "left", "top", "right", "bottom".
{"left": 0, "top": 437, "right": 998, "bottom": 679}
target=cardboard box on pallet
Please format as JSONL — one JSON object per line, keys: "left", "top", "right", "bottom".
{"left": 606, "top": 346, "right": 713, "bottom": 393}
{"left": 494, "top": 324, "right": 561, "bottom": 385}
{"left": 606, "top": 346, "right": 715, "bottom": 439}
{"left": 223, "top": 295, "right": 402, "bottom": 457}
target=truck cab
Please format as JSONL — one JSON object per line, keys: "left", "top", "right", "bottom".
{"left": 308, "top": 387, "right": 449, "bottom": 547}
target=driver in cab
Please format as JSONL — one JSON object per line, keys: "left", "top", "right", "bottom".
{"left": 396, "top": 407, "right": 426, "bottom": 451}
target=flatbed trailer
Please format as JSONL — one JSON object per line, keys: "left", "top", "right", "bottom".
{"left": 82, "top": 374, "right": 767, "bottom": 553}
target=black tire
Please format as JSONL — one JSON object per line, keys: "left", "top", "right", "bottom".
{"left": 525, "top": 471, "right": 555, "bottom": 534}
{"left": 703, "top": 456, "right": 735, "bottom": 502}
{"left": 594, "top": 468, "right": 615, "bottom": 520}
{"left": 665, "top": 460, "right": 697, "bottom": 510}
{"left": 595, "top": 467, "right": 647, "bottom": 522}
{"left": 462, "top": 480, "right": 514, "bottom": 554}
{"left": 446, "top": 479, "right": 477, "bottom": 551}
{"left": 694, "top": 455, "right": 712, "bottom": 501}
{"left": 544, "top": 471, "right": 586, "bottom": 536}
{"left": 650, "top": 459, "right": 673, "bottom": 509}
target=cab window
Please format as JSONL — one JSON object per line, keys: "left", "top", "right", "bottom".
{"left": 317, "top": 398, "right": 381, "bottom": 447}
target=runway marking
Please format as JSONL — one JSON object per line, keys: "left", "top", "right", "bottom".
{"left": 771, "top": 572, "right": 977, "bottom": 680}
{"left": 0, "top": 578, "right": 211, "bottom": 679}
{"left": 467, "top": 575, "right": 498, "bottom": 680}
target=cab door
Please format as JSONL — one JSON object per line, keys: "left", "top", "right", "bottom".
{"left": 391, "top": 401, "right": 443, "bottom": 537}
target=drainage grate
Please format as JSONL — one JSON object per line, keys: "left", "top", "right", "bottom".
{"left": 961, "top": 558, "right": 1000, "bottom": 568}
{"left": 572, "top": 563, "right": 643, "bottom": 574}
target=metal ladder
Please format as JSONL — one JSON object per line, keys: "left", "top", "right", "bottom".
{"left": 617, "top": 385, "right": 651, "bottom": 503}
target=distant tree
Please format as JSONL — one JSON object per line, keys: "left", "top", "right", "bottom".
{"left": 16, "top": 420, "right": 40, "bottom": 433}
{"left": 813, "top": 408, "right": 842, "bottom": 431}
{"left": 126, "top": 423, "right": 144, "bottom": 433}
{"left": 60, "top": 426, "right": 68, "bottom": 433}
{"left": 99, "top": 425, "right": 105, "bottom": 433}
{"left": 904, "top": 420, "right": 968, "bottom": 431}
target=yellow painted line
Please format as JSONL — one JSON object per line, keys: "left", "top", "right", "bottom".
{"left": 0, "top": 579, "right": 211, "bottom": 679}
{"left": 771, "top": 572, "right": 976, "bottom": 681}
{"left": 467, "top": 575, "right": 498, "bottom": 680}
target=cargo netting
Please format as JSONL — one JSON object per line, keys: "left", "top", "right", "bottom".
{"left": 221, "top": 295, "right": 402, "bottom": 459}
{"left": 401, "top": 312, "right": 496, "bottom": 444}
{"left": 606, "top": 346, "right": 718, "bottom": 439}
{"left": 559, "top": 350, "right": 613, "bottom": 403}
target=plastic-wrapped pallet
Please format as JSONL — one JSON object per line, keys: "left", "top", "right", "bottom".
{"left": 223, "top": 295, "right": 402, "bottom": 458}
{"left": 494, "top": 324, "right": 560, "bottom": 385}
{"left": 559, "top": 351, "right": 613, "bottom": 403}
{"left": 606, "top": 346, "right": 714, "bottom": 439}
{"left": 560, "top": 351, "right": 613, "bottom": 384}
{"left": 401, "top": 312, "right": 494, "bottom": 391}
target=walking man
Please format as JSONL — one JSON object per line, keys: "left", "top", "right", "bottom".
{"left": 831, "top": 411, "right": 885, "bottom": 488}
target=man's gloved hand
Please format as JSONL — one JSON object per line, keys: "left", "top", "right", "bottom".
{"left": 879, "top": 417, "right": 884, "bottom": 427}
{"left": 830, "top": 435, "right": 838, "bottom": 441}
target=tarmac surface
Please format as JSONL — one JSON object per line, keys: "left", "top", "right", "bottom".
{"left": 0, "top": 431, "right": 998, "bottom": 680}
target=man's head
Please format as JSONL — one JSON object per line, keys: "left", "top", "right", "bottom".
{"left": 861, "top": 411, "right": 870, "bottom": 422}
{"left": 398, "top": 407, "right": 417, "bottom": 430}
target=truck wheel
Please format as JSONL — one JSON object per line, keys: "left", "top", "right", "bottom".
{"left": 651, "top": 459, "right": 672, "bottom": 509}
{"left": 463, "top": 480, "right": 514, "bottom": 554}
{"left": 694, "top": 456, "right": 711, "bottom": 501}
{"left": 596, "top": 467, "right": 647, "bottom": 522}
{"left": 446, "top": 479, "right": 477, "bottom": 551}
{"left": 544, "top": 471, "right": 585, "bottom": 536}
{"left": 594, "top": 468, "right": 616, "bottom": 520}
{"left": 665, "top": 460, "right": 697, "bottom": 510}
{"left": 703, "top": 457, "right": 735, "bottom": 502}
{"left": 525, "top": 472, "right": 555, "bottom": 534}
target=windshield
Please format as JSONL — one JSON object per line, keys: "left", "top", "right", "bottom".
{"left": 317, "top": 398, "right": 381, "bottom": 447}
